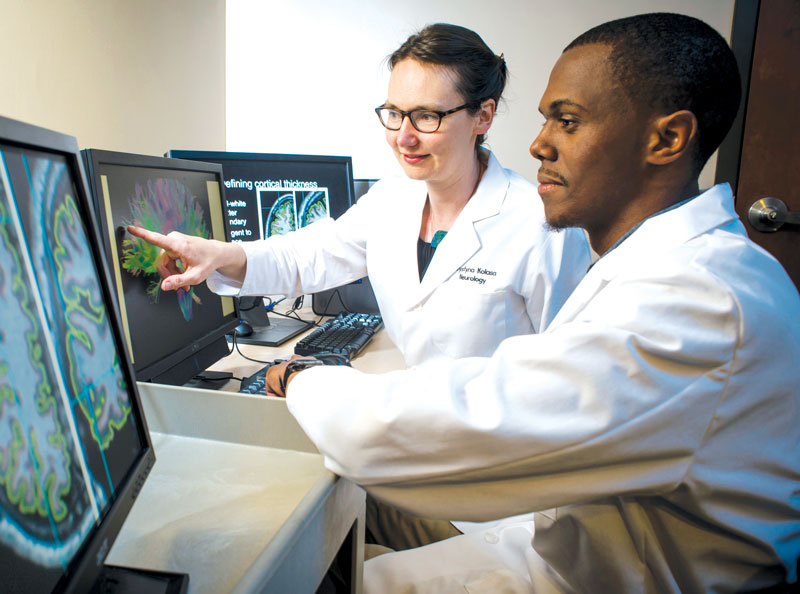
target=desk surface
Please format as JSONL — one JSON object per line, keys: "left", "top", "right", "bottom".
{"left": 107, "top": 307, "right": 403, "bottom": 594}
{"left": 208, "top": 309, "right": 406, "bottom": 391}
{"left": 107, "top": 431, "right": 325, "bottom": 593}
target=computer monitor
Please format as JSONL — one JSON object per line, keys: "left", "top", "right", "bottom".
{"left": 0, "top": 115, "right": 173, "bottom": 593}
{"left": 166, "top": 150, "right": 358, "bottom": 344}
{"left": 81, "top": 149, "right": 239, "bottom": 387}
{"left": 311, "top": 179, "right": 381, "bottom": 316}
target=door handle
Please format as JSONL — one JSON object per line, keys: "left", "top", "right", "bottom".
{"left": 747, "top": 197, "right": 800, "bottom": 232}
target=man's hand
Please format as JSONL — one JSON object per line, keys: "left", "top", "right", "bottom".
{"left": 265, "top": 355, "right": 311, "bottom": 397}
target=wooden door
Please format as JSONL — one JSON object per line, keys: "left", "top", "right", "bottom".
{"left": 716, "top": 0, "right": 800, "bottom": 291}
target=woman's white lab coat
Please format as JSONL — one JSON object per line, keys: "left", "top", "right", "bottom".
{"left": 210, "top": 150, "right": 590, "bottom": 366}
{"left": 285, "top": 185, "right": 800, "bottom": 593}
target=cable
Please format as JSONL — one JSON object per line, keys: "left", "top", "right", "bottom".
{"left": 316, "top": 287, "right": 355, "bottom": 318}
{"left": 231, "top": 330, "right": 283, "bottom": 366}
{"left": 238, "top": 295, "right": 265, "bottom": 312}
{"left": 263, "top": 296, "right": 286, "bottom": 311}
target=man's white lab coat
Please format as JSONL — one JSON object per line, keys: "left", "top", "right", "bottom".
{"left": 286, "top": 184, "right": 800, "bottom": 592}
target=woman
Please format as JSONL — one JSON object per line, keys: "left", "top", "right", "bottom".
{"left": 130, "top": 21, "right": 590, "bottom": 554}
{"left": 132, "top": 23, "right": 590, "bottom": 369}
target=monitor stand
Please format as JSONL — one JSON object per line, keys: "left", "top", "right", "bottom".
{"left": 91, "top": 564, "right": 189, "bottom": 593}
{"left": 234, "top": 296, "right": 313, "bottom": 347}
{"left": 184, "top": 370, "right": 234, "bottom": 390}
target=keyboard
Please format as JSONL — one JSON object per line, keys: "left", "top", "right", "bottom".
{"left": 238, "top": 312, "right": 383, "bottom": 395}
{"left": 294, "top": 312, "right": 383, "bottom": 358}
{"left": 239, "top": 362, "right": 276, "bottom": 395}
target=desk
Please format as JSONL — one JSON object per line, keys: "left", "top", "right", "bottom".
{"left": 107, "top": 308, "right": 404, "bottom": 594}
{"left": 209, "top": 312, "right": 406, "bottom": 389}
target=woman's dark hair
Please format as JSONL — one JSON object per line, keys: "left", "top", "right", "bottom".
{"left": 388, "top": 23, "right": 507, "bottom": 148}
{"left": 566, "top": 12, "right": 741, "bottom": 175}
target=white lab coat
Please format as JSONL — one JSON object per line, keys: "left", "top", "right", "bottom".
{"left": 286, "top": 184, "right": 800, "bottom": 593}
{"left": 208, "top": 150, "right": 591, "bottom": 367}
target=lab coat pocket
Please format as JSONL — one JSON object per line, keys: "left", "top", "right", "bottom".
{"left": 428, "top": 284, "right": 507, "bottom": 359}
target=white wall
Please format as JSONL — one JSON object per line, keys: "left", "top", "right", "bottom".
{"left": 0, "top": 0, "right": 226, "bottom": 156}
{"left": 227, "top": 0, "right": 734, "bottom": 188}
{"left": 0, "top": 1, "right": 735, "bottom": 184}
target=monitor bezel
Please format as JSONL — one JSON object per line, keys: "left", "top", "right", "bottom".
{"left": 81, "top": 148, "right": 240, "bottom": 384}
{"left": 0, "top": 115, "right": 156, "bottom": 594}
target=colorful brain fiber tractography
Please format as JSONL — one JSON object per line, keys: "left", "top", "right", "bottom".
{"left": 299, "top": 190, "right": 329, "bottom": 227}
{"left": 122, "top": 178, "right": 209, "bottom": 321}
{"left": 0, "top": 152, "right": 131, "bottom": 571}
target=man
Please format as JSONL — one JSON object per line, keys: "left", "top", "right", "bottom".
{"left": 268, "top": 12, "right": 800, "bottom": 593}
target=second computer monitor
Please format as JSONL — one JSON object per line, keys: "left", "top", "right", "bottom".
{"left": 82, "top": 149, "right": 239, "bottom": 386}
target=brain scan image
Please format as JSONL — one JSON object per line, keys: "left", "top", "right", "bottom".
{"left": 0, "top": 196, "right": 99, "bottom": 569}
{"left": 265, "top": 193, "right": 297, "bottom": 237}
{"left": 121, "top": 178, "right": 209, "bottom": 321}
{"left": 0, "top": 148, "right": 139, "bottom": 578}
{"left": 299, "top": 190, "right": 330, "bottom": 227}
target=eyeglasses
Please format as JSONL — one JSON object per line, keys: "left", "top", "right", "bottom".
{"left": 375, "top": 104, "right": 469, "bottom": 133}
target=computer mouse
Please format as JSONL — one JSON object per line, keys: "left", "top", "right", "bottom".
{"left": 234, "top": 321, "right": 254, "bottom": 337}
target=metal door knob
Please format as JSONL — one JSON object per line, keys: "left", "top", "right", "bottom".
{"left": 747, "top": 197, "right": 800, "bottom": 232}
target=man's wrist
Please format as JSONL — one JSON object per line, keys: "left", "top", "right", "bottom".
{"left": 280, "top": 358, "right": 325, "bottom": 395}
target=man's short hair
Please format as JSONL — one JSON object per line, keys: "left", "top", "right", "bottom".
{"left": 566, "top": 12, "right": 741, "bottom": 173}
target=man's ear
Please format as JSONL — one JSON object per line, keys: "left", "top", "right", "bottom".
{"left": 646, "top": 110, "right": 697, "bottom": 165}
{"left": 475, "top": 98, "right": 496, "bottom": 135}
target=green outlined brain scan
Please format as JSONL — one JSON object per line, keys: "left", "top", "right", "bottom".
{"left": 265, "top": 193, "right": 297, "bottom": 236}
{"left": 299, "top": 190, "right": 330, "bottom": 227}
{"left": 0, "top": 146, "right": 142, "bottom": 590}
{"left": 258, "top": 186, "right": 330, "bottom": 238}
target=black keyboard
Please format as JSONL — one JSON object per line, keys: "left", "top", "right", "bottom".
{"left": 238, "top": 313, "right": 382, "bottom": 395}
{"left": 238, "top": 360, "right": 279, "bottom": 395}
{"left": 295, "top": 312, "right": 383, "bottom": 358}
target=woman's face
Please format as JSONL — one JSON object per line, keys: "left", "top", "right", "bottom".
{"left": 383, "top": 59, "right": 491, "bottom": 190}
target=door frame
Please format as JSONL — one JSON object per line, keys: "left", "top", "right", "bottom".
{"left": 714, "top": 0, "right": 759, "bottom": 195}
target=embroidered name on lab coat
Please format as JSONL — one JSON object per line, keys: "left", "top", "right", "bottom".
{"left": 457, "top": 266, "right": 497, "bottom": 285}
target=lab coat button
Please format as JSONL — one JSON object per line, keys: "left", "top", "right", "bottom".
{"left": 484, "top": 531, "right": 499, "bottom": 544}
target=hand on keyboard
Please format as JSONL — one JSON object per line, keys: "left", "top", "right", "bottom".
{"left": 239, "top": 351, "right": 353, "bottom": 397}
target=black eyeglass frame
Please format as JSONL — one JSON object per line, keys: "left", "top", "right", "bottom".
{"left": 374, "top": 104, "right": 470, "bottom": 133}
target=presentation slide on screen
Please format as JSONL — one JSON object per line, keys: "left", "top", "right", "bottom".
{"left": 224, "top": 177, "right": 331, "bottom": 240}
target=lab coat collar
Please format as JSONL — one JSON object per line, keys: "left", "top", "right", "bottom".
{"left": 589, "top": 183, "right": 741, "bottom": 280}
{"left": 412, "top": 150, "right": 510, "bottom": 304}
{"left": 549, "top": 184, "right": 742, "bottom": 328}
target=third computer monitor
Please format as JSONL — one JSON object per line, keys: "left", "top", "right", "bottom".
{"left": 166, "top": 151, "right": 360, "bottom": 344}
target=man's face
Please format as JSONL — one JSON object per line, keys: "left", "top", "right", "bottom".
{"left": 530, "top": 43, "right": 650, "bottom": 249}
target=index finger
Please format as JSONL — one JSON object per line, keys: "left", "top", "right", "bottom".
{"left": 126, "top": 225, "right": 173, "bottom": 251}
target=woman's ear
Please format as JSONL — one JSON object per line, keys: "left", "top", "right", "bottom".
{"left": 646, "top": 110, "right": 698, "bottom": 166}
{"left": 475, "top": 98, "right": 496, "bottom": 134}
